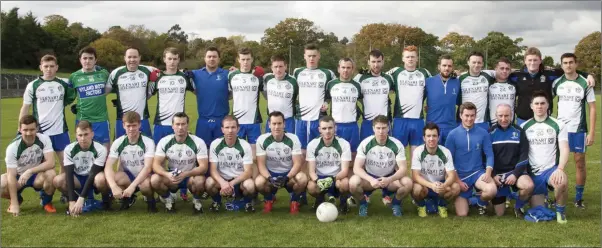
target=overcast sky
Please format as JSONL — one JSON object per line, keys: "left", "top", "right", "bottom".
{"left": 2, "top": 1, "right": 600, "bottom": 62}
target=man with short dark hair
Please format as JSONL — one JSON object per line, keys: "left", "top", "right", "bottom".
{"left": 263, "top": 55, "right": 298, "bottom": 134}
{"left": 458, "top": 51, "right": 495, "bottom": 131}
{"left": 425, "top": 54, "right": 460, "bottom": 144}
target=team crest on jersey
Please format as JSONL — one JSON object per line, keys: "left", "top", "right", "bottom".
{"left": 285, "top": 93, "right": 292, "bottom": 98}
{"left": 82, "top": 158, "right": 89, "bottom": 165}
{"left": 480, "top": 78, "right": 487, "bottom": 84}
{"left": 251, "top": 77, "right": 257, "bottom": 82}
{"left": 381, "top": 79, "right": 387, "bottom": 85}
{"left": 167, "top": 150, "right": 174, "bottom": 155}
{"left": 235, "top": 154, "right": 241, "bottom": 160}
{"left": 178, "top": 78, "right": 185, "bottom": 84}
{"left": 500, "top": 87, "right": 506, "bottom": 92}
{"left": 217, "top": 75, "right": 223, "bottom": 80}
{"left": 476, "top": 143, "right": 480, "bottom": 150}
{"left": 138, "top": 150, "right": 144, "bottom": 156}
{"left": 186, "top": 150, "right": 193, "bottom": 156}
{"left": 285, "top": 84, "right": 291, "bottom": 89}
{"left": 540, "top": 75, "right": 546, "bottom": 82}
{"left": 512, "top": 132, "right": 518, "bottom": 139}
{"left": 138, "top": 72, "right": 145, "bottom": 78}
{"left": 318, "top": 74, "right": 324, "bottom": 79}
{"left": 575, "top": 87, "right": 582, "bottom": 93}
{"left": 169, "top": 80, "right": 176, "bottom": 86}
{"left": 283, "top": 147, "right": 291, "bottom": 154}
{"left": 351, "top": 87, "right": 357, "bottom": 93}
{"left": 508, "top": 85, "right": 514, "bottom": 91}
{"left": 323, "top": 152, "right": 331, "bottom": 159}
{"left": 343, "top": 88, "right": 348, "bottom": 94}
{"left": 332, "top": 152, "right": 339, "bottom": 159}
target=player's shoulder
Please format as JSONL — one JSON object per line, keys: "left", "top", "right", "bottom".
{"left": 418, "top": 67, "right": 432, "bottom": 77}
{"left": 263, "top": 72, "right": 275, "bottom": 81}
{"left": 238, "top": 137, "right": 252, "bottom": 149}
{"left": 110, "top": 65, "right": 127, "bottom": 75}
{"left": 387, "top": 136, "right": 403, "bottom": 147}
{"left": 158, "top": 134, "right": 175, "bottom": 146}
{"left": 140, "top": 135, "right": 155, "bottom": 145}
{"left": 138, "top": 65, "right": 156, "bottom": 73}
{"left": 306, "top": 137, "right": 321, "bottom": 148}
{"left": 358, "top": 135, "right": 375, "bottom": 146}
{"left": 35, "top": 132, "right": 52, "bottom": 143}
{"left": 188, "top": 134, "right": 207, "bottom": 145}
{"left": 92, "top": 141, "right": 107, "bottom": 152}
{"left": 284, "top": 132, "right": 301, "bottom": 142}
{"left": 437, "top": 144, "right": 452, "bottom": 154}
{"left": 292, "top": 67, "right": 306, "bottom": 76}
{"left": 6, "top": 136, "right": 22, "bottom": 151}
{"left": 335, "top": 136, "right": 351, "bottom": 147}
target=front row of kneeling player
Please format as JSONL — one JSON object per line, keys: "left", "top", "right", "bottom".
{"left": 2, "top": 93, "right": 569, "bottom": 223}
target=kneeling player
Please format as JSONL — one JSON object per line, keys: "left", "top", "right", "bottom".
{"left": 349, "top": 115, "right": 413, "bottom": 217}
{"left": 255, "top": 111, "right": 307, "bottom": 214}
{"left": 306, "top": 116, "right": 352, "bottom": 213}
{"left": 53, "top": 120, "right": 110, "bottom": 216}
{"left": 150, "top": 112, "right": 208, "bottom": 213}
{"left": 205, "top": 116, "right": 256, "bottom": 213}
{"left": 411, "top": 123, "right": 460, "bottom": 218}
{"left": 2, "top": 115, "right": 57, "bottom": 215}
{"left": 105, "top": 112, "right": 157, "bottom": 212}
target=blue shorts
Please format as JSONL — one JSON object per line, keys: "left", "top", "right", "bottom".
{"left": 438, "top": 127, "right": 455, "bottom": 145}
{"left": 317, "top": 175, "right": 340, "bottom": 197}
{"left": 122, "top": 170, "right": 142, "bottom": 192}
{"left": 153, "top": 124, "right": 174, "bottom": 144}
{"left": 475, "top": 122, "right": 490, "bottom": 132}
{"left": 494, "top": 171, "right": 519, "bottom": 198}
{"left": 168, "top": 176, "right": 190, "bottom": 193}
{"left": 336, "top": 122, "right": 360, "bottom": 152}
{"left": 225, "top": 178, "right": 244, "bottom": 197}
{"left": 49, "top": 132, "right": 71, "bottom": 152}
{"left": 75, "top": 120, "right": 110, "bottom": 144}
{"left": 74, "top": 174, "right": 100, "bottom": 197}
{"left": 568, "top": 132, "right": 586, "bottom": 153}
{"left": 531, "top": 166, "right": 557, "bottom": 195}
{"left": 114, "top": 119, "right": 152, "bottom": 139}
{"left": 458, "top": 169, "right": 486, "bottom": 199}
{"left": 195, "top": 117, "right": 224, "bottom": 148}
{"left": 295, "top": 119, "right": 320, "bottom": 149}
{"left": 265, "top": 117, "right": 295, "bottom": 134}
{"left": 16, "top": 173, "right": 40, "bottom": 194}
{"left": 364, "top": 171, "right": 395, "bottom": 195}
{"left": 238, "top": 123, "right": 261, "bottom": 144}
{"left": 268, "top": 170, "right": 294, "bottom": 193}
{"left": 392, "top": 118, "right": 424, "bottom": 147}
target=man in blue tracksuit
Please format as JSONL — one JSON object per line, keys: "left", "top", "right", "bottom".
{"left": 425, "top": 55, "right": 461, "bottom": 145}
{"left": 489, "top": 103, "right": 533, "bottom": 218}
{"left": 445, "top": 102, "right": 496, "bottom": 216}
{"left": 189, "top": 46, "right": 230, "bottom": 147}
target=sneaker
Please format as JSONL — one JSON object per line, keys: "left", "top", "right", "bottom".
{"left": 556, "top": 212, "right": 567, "bottom": 224}
{"left": 339, "top": 202, "right": 349, "bottom": 214}
{"left": 359, "top": 203, "right": 368, "bottom": 217}
{"left": 505, "top": 199, "right": 510, "bottom": 209}
{"left": 299, "top": 193, "right": 308, "bottom": 206}
{"left": 545, "top": 195, "right": 555, "bottom": 209}
{"left": 438, "top": 206, "right": 448, "bottom": 218}
{"left": 574, "top": 200, "right": 586, "bottom": 209}
{"left": 263, "top": 200, "right": 274, "bottom": 213}
{"left": 347, "top": 196, "right": 357, "bottom": 207}
{"left": 200, "top": 192, "right": 209, "bottom": 200}
{"left": 289, "top": 201, "right": 300, "bottom": 214}
{"left": 147, "top": 200, "right": 158, "bottom": 213}
{"left": 59, "top": 193, "right": 67, "bottom": 204}
{"left": 164, "top": 196, "right": 175, "bottom": 213}
{"left": 514, "top": 207, "right": 525, "bottom": 219}
{"left": 477, "top": 205, "right": 487, "bottom": 215}
{"left": 392, "top": 205, "right": 402, "bottom": 217}
{"left": 209, "top": 201, "right": 221, "bottom": 212}
{"left": 119, "top": 197, "right": 131, "bottom": 210}
{"left": 327, "top": 196, "right": 336, "bottom": 204}
{"left": 43, "top": 203, "right": 57, "bottom": 213}
{"left": 245, "top": 203, "right": 255, "bottom": 213}
{"left": 417, "top": 206, "right": 427, "bottom": 217}
{"left": 102, "top": 200, "right": 113, "bottom": 211}
{"left": 382, "top": 195, "right": 392, "bottom": 207}
{"left": 192, "top": 199, "right": 203, "bottom": 213}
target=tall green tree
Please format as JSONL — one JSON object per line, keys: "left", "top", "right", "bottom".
{"left": 574, "top": 31, "right": 601, "bottom": 89}
{"left": 475, "top": 31, "right": 526, "bottom": 69}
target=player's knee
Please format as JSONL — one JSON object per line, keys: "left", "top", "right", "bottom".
{"left": 574, "top": 153, "right": 586, "bottom": 167}
{"left": 348, "top": 175, "right": 361, "bottom": 190}
{"left": 295, "top": 172, "right": 308, "bottom": 186}
{"left": 243, "top": 179, "right": 255, "bottom": 194}
{"left": 94, "top": 173, "right": 107, "bottom": 188}
{"left": 483, "top": 184, "right": 497, "bottom": 197}
{"left": 53, "top": 174, "right": 65, "bottom": 190}
{"left": 401, "top": 176, "right": 413, "bottom": 188}
{"left": 44, "top": 169, "right": 57, "bottom": 179}
{"left": 150, "top": 174, "right": 163, "bottom": 188}
{"left": 411, "top": 184, "right": 425, "bottom": 198}
{"left": 254, "top": 175, "right": 267, "bottom": 189}
{"left": 138, "top": 178, "right": 151, "bottom": 192}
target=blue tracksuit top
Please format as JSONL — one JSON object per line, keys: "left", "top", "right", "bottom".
{"left": 190, "top": 67, "right": 230, "bottom": 118}
{"left": 425, "top": 74, "right": 461, "bottom": 129}
{"left": 444, "top": 124, "right": 494, "bottom": 177}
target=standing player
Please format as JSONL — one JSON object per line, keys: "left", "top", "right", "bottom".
{"left": 2, "top": 115, "right": 57, "bottom": 215}
{"left": 387, "top": 45, "right": 432, "bottom": 161}
{"left": 349, "top": 115, "right": 413, "bottom": 217}
{"left": 326, "top": 58, "right": 362, "bottom": 156}
{"left": 190, "top": 46, "right": 230, "bottom": 147}
{"left": 411, "top": 123, "right": 460, "bottom": 218}
{"left": 445, "top": 102, "right": 497, "bottom": 216}
{"left": 488, "top": 58, "right": 516, "bottom": 126}
{"left": 228, "top": 47, "right": 263, "bottom": 157}
{"left": 521, "top": 91, "right": 569, "bottom": 223}
{"left": 353, "top": 49, "right": 394, "bottom": 141}
{"left": 263, "top": 55, "right": 298, "bottom": 134}
{"left": 150, "top": 112, "right": 208, "bottom": 213}
{"left": 148, "top": 47, "right": 195, "bottom": 144}
{"left": 425, "top": 55, "right": 460, "bottom": 144}
{"left": 552, "top": 53, "right": 596, "bottom": 209}
{"left": 205, "top": 116, "right": 256, "bottom": 213}
{"left": 106, "top": 47, "right": 156, "bottom": 138}
{"left": 68, "top": 47, "right": 111, "bottom": 152}
{"left": 293, "top": 43, "right": 337, "bottom": 151}
{"left": 458, "top": 51, "right": 495, "bottom": 131}
{"left": 255, "top": 111, "right": 307, "bottom": 214}
{"left": 104, "top": 112, "right": 157, "bottom": 212}
{"left": 53, "top": 121, "right": 110, "bottom": 216}
{"left": 306, "top": 116, "right": 352, "bottom": 213}
{"left": 490, "top": 104, "right": 533, "bottom": 218}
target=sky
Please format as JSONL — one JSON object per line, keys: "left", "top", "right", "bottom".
{"left": 2, "top": 1, "right": 600, "bottom": 62}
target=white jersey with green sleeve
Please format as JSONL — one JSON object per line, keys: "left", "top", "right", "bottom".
{"left": 552, "top": 74, "right": 596, "bottom": 133}
{"left": 305, "top": 137, "right": 351, "bottom": 177}
{"left": 326, "top": 79, "right": 363, "bottom": 123}
{"left": 386, "top": 67, "right": 431, "bottom": 119}
{"left": 520, "top": 117, "right": 568, "bottom": 176}
{"left": 293, "top": 67, "right": 337, "bottom": 121}
{"left": 155, "top": 134, "right": 207, "bottom": 172}
{"left": 256, "top": 133, "right": 302, "bottom": 173}
{"left": 108, "top": 135, "right": 155, "bottom": 176}
{"left": 63, "top": 141, "right": 107, "bottom": 176}
{"left": 23, "top": 77, "right": 74, "bottom": 135}
{"left": 354, "top": 72, "right": 394, "bottom": 120}
{"left": 356, "top": 135, "right": 406, "bottom": 177}
{"left": 148, "top": 71, "right": 194, "bottom": 126}
{"left": 209, "top": 137, "right": 253, "bottom": 180}
{"left": 107, "top": 65, "right": 156, "bottom": 120}
{"left": 5, "top": 133, "right": 53, "bottom": 175}
{"left": 228, "top": 70, "right": 263, "bottom": 124}
{"left": 488, "top": 82, "right": 516, "bottom": 124}
{"left": 411, "top": 145, "right": 455, "bottom": 182}
{"left": 459, "top": 72, "right": 495, "bottom": 123}
{"left": 263, "top": 73, "right": 298, "bottom": 119}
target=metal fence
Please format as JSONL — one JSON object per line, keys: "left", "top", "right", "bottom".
{"left": 0, "top": 73, "right": 39, "bottom": 98}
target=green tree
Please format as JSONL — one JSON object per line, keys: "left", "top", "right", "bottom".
{"left": 89, "top": 38, "right": 127, "bottom": 70}
{"left": 43, "top": 14, "right": 78, "bottom": 70}
{"left": 261, "top": 18, "right": 325, "bottom": 70}
{"left": 575, "top": 31, "right": 601, "bottom": 89}
{"left": 438, "top": 32, "right": 476, "bottom": 70}
{"left": 475, "top": 31, "right": 526, "bottom": 69}
{"left": 1, "top": 8, "right": 24, "bottom": 67}
{"left": 542, "top": 56, "right": 554, "bottom": 68}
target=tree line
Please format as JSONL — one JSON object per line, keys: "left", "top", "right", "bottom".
{"left": 2, "top": 7, "right": 600, "bottom": 89}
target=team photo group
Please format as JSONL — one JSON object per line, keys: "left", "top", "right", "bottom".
{"left": 2, "top": 40, "right": 597, "bottom": 224}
